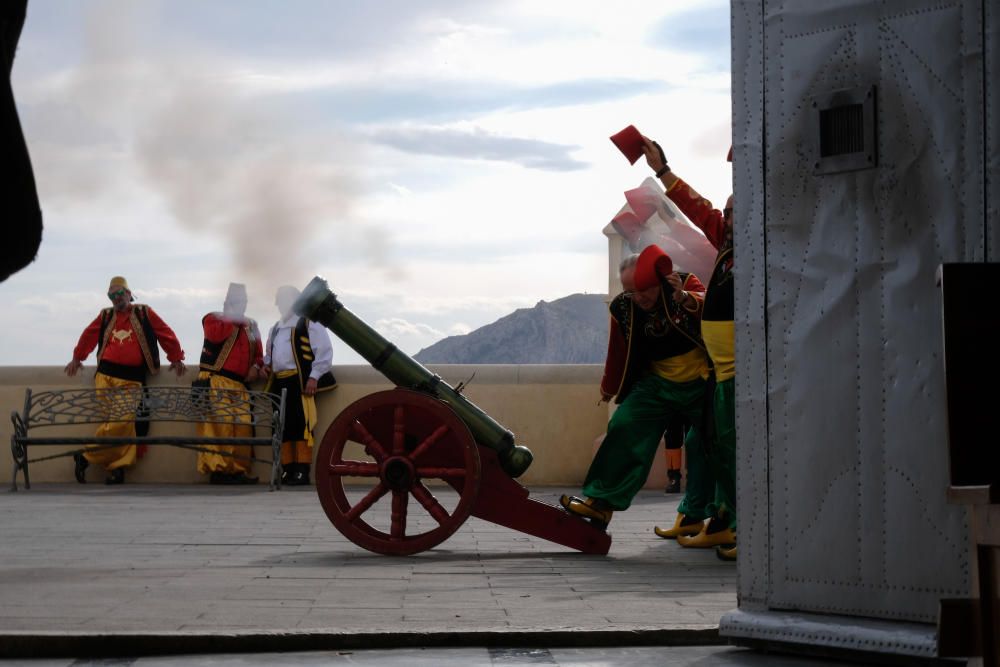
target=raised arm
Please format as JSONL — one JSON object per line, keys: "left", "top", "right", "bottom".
{"left": 641, "top": 137, "right": 728, "bottom": 250}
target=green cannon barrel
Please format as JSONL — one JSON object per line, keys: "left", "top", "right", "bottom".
{"left": 294, "top": 276, "right": 534, "bottom": 478}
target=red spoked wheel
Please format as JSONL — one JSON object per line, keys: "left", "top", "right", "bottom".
{"left": 315, "top": 388, "right": 481, "bottom": 555}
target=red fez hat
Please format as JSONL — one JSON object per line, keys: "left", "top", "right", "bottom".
{"left": 634, "top": 244, "right": 673, "bottom": 291}
{"left": 610, "top": 125, "right": 645, "bottom": 164}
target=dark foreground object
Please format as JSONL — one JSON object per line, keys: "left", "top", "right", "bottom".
{"left": 936, "top": 263, "right": 1000, "bottom": 665}
{"left": 1, "top": 0, "right": 42, "bottom": 283}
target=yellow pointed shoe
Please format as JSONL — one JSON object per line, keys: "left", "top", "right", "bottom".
{"left": 559, "top": 494, "right": 613, "bottom": 528}
{"left": 677, "top": 522, "right": 736, "bottom": 548}
{"left": 653, "top": 513, "right": 704, "bottom": 539}
{"left": 559, "top": 494, "right": 580, "bottom": 511}
{"left": 716, "top": 545, "right": 737, "bottom": 561}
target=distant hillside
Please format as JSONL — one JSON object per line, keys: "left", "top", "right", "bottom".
{"left": 414, "top": 293, "right": 609, "bottom": 364}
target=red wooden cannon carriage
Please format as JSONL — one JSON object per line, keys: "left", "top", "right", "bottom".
{"left": 297, "top": 277, "right": 611, "bottom": 556}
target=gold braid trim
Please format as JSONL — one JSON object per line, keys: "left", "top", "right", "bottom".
{"left": 614, "top": 299, "right": 634, "bottom": 398}
{"left": 201, "top": 324, "right": 241, "bottom": 373}
{"left": 660, "top": 282, "right": 705, "bottom": 351}
{"left": 245, "top": 320, "right": 258, "bottom": 372}
{"left": 712, "top": 245, "right": 733, "bottom": 276}
{"left": 129, "top": 306, "right": 158, "bottom": 374}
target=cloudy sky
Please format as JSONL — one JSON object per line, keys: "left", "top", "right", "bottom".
{"left": 3, "top": 0, "right": 732, "bottom": 366}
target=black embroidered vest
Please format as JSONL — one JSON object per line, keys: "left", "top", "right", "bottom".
{"left": 608, "top": 271, "right": 706, "bottom": 401}
{"left": 268, "top": 317, "right": 337, "bottom": 392}
{"left": 703, "top": 242, "right": 734, "bottom": 323}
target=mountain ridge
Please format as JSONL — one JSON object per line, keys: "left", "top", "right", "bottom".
{"left": 413, "top": 293, "right": 609, "bottom": 364}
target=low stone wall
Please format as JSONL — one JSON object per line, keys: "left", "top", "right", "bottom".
{"left": 0, "top": 365, "right": 668, "bottom": 488}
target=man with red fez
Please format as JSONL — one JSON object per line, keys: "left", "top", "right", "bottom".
{"left": 64, "top": 276, "right": 187, "bottom": 484}
{"left": 643, "top": 137, "right": 738, "bottom": 560}
{"left": 560, "top": 246, "right": 716, "bottom": 530}
{"left": 194, "top": 283, "right": 264, "bottom": 485}
{"left": 263, "top": 285, "right": 336, "bottom": 486}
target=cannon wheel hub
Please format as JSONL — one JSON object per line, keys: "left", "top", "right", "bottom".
{"left": 381, "top": 456, "right": 415, "bottom": 491}
{"left": 315, "top": 388, "right": 481, "bottom": 555}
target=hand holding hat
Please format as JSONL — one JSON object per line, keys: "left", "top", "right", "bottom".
{"left": 664, "top": 272, "right": 690, "bottom": 305}
{"left": 636, "top": 245, "right": 694, "bottom": 308}
{"left": 640, "top": 136, "right": 670, "bottom": 178}
{"left": 633, "top": 244, "right": 673, "bottom": 291}
{"left": 610, "top": 125, "right": 670, "bottom": 177}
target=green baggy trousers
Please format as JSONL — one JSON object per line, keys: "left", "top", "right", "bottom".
{"left": 706, "top": 377, "right": 737, "bottom": 530}
{"left": 583, "top": 373, "right": 714, "bottom": 519}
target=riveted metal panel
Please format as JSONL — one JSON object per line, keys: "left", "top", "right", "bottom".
{"left": 731, "top": 0, "right": 769, "bottom": 609}
{"left": 734, "top": 0, "right": 983, "bottom": 627}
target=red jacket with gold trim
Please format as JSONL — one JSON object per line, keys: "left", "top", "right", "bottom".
{"left": 72, "top": 304, "right": 185, "bottom": 372}
{"left": 199, "top": 313, "right": 263, "bottom": 380}
{"left": 666, "top": 175, "right": 727, "bottom": 252}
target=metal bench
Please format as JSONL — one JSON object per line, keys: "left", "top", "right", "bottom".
{"left": 9, "top": 385, "right": 286, "bottom": 491}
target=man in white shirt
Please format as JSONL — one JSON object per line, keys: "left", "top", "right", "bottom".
{"left": 263, "top": 285, "right": 336, "bottom": 486}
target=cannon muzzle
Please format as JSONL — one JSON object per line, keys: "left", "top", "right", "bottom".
{"left": 295, "top": 276, "right": 533, "bottom": 478}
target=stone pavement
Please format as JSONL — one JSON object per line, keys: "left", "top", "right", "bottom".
{"left": 0, "top": 484, "right": 735, "bottom": 658}
{"left": 0, "top": 646, "right": 875, "bottom": 666}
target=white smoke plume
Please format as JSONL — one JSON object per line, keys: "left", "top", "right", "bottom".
{"left": 133, "top": 79, "right": 360, "bottom": 294}
{"left": 25, "top": 0, "right": 364, "bottom": 300}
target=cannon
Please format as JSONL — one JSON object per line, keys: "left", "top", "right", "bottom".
{"left": 294, "top": 276, "right": 611, "bottom": 556}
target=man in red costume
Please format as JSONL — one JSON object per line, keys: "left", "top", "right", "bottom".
{"left": 194, "top": 283, "right": 264, "bottom": 484}
{"left": 560, "top": 247, "right": 716, "bottom": 530}
{"left": 643, "top": 137, "right": 738, "bottom": 560}
{"left": 65, "top": 276, "right": 187, "bottom": 484}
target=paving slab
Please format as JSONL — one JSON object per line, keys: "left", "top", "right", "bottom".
{"left": 0, "top": 485, "right": 735, "bottom": 657}
{"left": 0, "top": 646, "right": 891, "bottom": 666}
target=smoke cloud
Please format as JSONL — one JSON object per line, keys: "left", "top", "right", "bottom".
{"left": 24, "top": 0, "right": 364, "bottom": 302}
{"left": 133, "top": 80, "right": 360, "bottom": 294}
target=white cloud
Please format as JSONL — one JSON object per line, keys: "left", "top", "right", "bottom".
{"left": 387, "top": 182, "right": 413, "bottom": 197}
{"left": 368, "top": 125, "right": 587, "bottom": 172}
{"left": 375, "top": 317, "right": 445, "bottom": 339}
